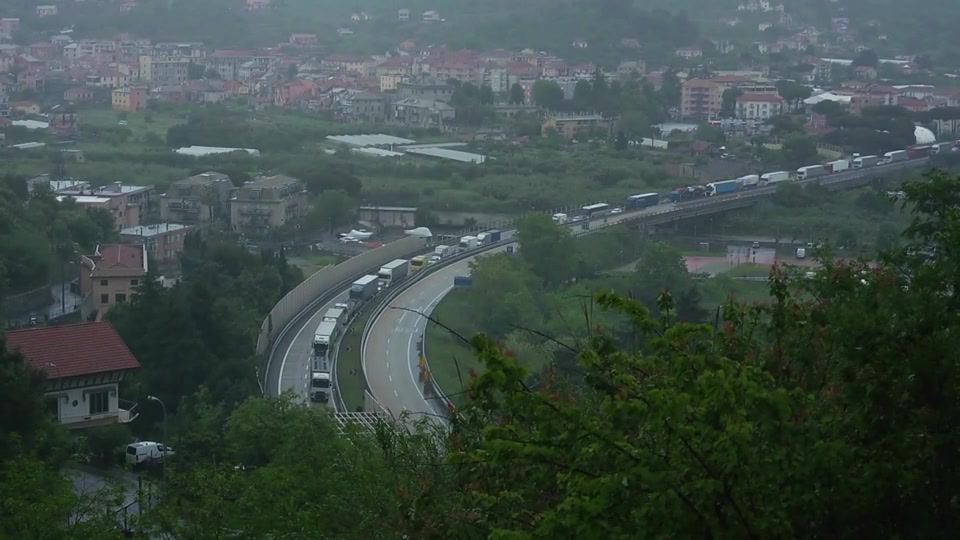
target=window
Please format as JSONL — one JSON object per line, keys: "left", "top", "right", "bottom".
{"left": 88, "top": 389, "right": 109, "bottom": 415}
{"left": 115, "top": 294, "right": 127, "bottom": 304}
{"left": 130, "top": 279, "right": 139, "bottom": 286}
{"left": 100, "top": 293, "right": 109, "bottom": 304}
{"left": 100, "top": 279, "right": 109, "bottom": 286}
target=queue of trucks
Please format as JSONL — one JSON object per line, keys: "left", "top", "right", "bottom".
{"left": 378, "top": 258, "right": 410, "bottom": 288}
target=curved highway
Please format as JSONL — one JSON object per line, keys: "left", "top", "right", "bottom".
{"left": 269, "top": 158, "right": 928, "bottom": 415}
{"left": 267, "top": 291, "right": 349, "bottom": 405}
{"left": 361, "top": 158, "right": 930, "bottom": 418}
{"left": 362, "top": 204, "right": 681, "bottom": 420}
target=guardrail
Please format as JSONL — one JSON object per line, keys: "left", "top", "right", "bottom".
{"left": 358, "top": 239, "right": 512, "bottom": 419}
{"left": 378, "top": 157, "right": 932, "bottom": 418}
{"left": 261, "top": 236, "right": 431, "bottom": 399}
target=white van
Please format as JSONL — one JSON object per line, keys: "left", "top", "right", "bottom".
{"left": 126, "top": 441, "right": 174, "bottom": 465}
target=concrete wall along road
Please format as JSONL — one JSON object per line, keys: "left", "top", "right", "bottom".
{"left": 256, "top": 236, "right": 429, "bottom": 356}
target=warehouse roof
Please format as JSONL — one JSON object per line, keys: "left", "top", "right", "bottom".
{"left": 403, "top": 147, "right": 489, "bottom": 163}
{"left": 327, "top": 134, "right": 416, "bottom": 147}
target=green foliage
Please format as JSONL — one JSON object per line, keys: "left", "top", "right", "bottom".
{"left": 304, "top": 189, "right": 356, "bottom": 233}
{"left": 108, "top": 233, "right": 304, "bottom": 418}
{"left": 445, "top": 171, "right": 960, "bottom": 537}
{"left": 531, "top": 80, "right": 564, "bottom": 111}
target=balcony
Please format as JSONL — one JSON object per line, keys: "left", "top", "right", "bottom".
{"left": 239, "top": 207, "right": 273, "bottom": 216}
{"left": 61, "top": 399, "right": 139, "bottom": 430}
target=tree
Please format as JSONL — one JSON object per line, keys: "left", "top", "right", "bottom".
{"left": 188, "top": 62, "right": 205, "bottom": 79}
{"left": 720, "top": 88, "right": 743, "bottom": 118}
{"left": 531, "top": 80, "right": 564, "bottom": 111}
{"left": 445, "top": 171, "right": 960, "bottom": 538}
{"left": 514, "top": 213, "right": 577, "bottom": 288}
{"left": 782, "top": 134, "right": 818, "bottom": 167}
{"left": 478, "top": 84, "right": 495, "bottom": 105}
{"left": 304, "top": 190, "right": 355, "bottom": 233}
{"left": 775, "top": 79, "right": 812, "bottom": 112}
{"left": 614, "top": 131, "right": 628, "bottom": 151}
{"left": 509, "top": 82, "right": 526, "bottom": 105}
{"left": 852, "top": 48, "right": 879, "bottom": 68}
{"left": 616, "top": 110, "right": 650, "bottom": 139}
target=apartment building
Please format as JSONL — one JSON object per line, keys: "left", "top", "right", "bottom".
{"left": 541, "top": 114, "right": 612, "bottom": 139}
{"left": 112, "top": 86, "right": 148, "bottom": 112}
{"left": 139, "top": 55, "right": 189, "bottom": 86}
{"left": 57, "top": 182, "right": 155, "bottom": 230}
{"left": 680, "top": 79, "right": 724, "bottom": 120}
{"left": 5, "top": 322, "right": 140, "bottom": 429}
{"left": 79, "top": 244, "right": 148, "bottom": 320}
{"left": 160, "top": 171, "right": 233, "bottom": 223}
{"left": 120, "top": 223, "right": 192, "bottom": 266}
{"left": 230, "top": 175, "right": 307, "bottom": 234}
{"left": 735, "top": 93, "right": 785, "bottom": 120}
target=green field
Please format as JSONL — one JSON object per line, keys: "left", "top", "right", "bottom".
{"left": 336, "top": 295, "right": 386, "bottom": 411}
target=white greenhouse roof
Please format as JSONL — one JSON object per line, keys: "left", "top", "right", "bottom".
{"left": 327, "top": 134, "right": 416, "bottom": 147}
{"left": 403, "top": 147, "right": 488, "bottom": 163}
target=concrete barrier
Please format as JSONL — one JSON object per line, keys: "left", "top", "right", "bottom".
{"left": 256, "top": 236, "right": 429, "bottom": 358}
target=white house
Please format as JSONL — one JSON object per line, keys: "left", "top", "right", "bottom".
{"left": 735, "top": 93, "right": 785, "bottom": 120}
{"left": 5, "top": 321, "right": 141, "bottom": 429}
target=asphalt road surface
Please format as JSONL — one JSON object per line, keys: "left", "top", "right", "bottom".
{"left": 270, "top": 291, "right": 349, "bottom": 407}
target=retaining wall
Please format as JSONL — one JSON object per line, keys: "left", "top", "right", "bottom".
{"left": 256, "top": 236, "right": 429, "bottom": 356}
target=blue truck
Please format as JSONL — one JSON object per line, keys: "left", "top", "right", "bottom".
{"left": 477, "top": 229, "right": 502, "bottom": 245}
{"left": 706, "top": 179, "right": 741, "bottom": 196}
{"left": 625, "top": 192, "right": 659, "bottom": 210}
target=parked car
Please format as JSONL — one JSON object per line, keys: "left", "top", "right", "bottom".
{"left": 126, "top": 441, "right": 174, "bottom": 466}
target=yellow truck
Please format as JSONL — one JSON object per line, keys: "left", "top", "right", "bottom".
{"left": 410, "top": 255, "right": 429, "bottom": 272}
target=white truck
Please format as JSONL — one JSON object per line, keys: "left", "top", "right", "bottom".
{"left": 796, "top": 247, "right": 807, "bottom": 259}
{"left": 323, "top": 307, "right": 346, "bottom": 327}
{"left": 738, "top": 174, "right": 760, "bottom": 189}
{"left": 825, "top": 159, "right": 850, "bottom": 173}
{"left": 853, "top": 155, "right": 880, "bottom": 169}
{"left": 434, "top": 245, "right": 451, "bottom": 258}
{"left": 760, "top": 171, "right": 790, "bottom": 186}
{"left": 551, "top": 213, "right": 568, "bottom": 224}
{"left": 313, "top": 320, "right": 338, "bottom": 357}
{"left": 310, "top": 354, "right": 332, "bottom": 404}
{"left": 377, "top": 259, "right": 410, "bottom": 288}
{"left": 459, "top": 235, "right": 479, "bottom": 251}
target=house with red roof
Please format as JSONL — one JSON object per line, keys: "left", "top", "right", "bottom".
{"left": 735, "top": 93, "right": 785, "bottom": 120}
{"left": 79, "top": 244, "right": 148, "bottom": 321}
{"left": 4, "top": 321, "right": 141, "bottom": 429}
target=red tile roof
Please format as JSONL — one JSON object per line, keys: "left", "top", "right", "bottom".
{"left": 5, "top": 321, "right": 140, "bottom": 378}
{"left": 94, "top": 244, "right": 145, "bottom": 272}
{"left": 737, "top": 93, "right": 785, "bottom": 103}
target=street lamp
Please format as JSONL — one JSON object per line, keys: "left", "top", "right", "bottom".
{"left": 147, "top": 395, "right": 167, "bottom": 490}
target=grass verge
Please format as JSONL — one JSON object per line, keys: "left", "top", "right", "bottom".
{"left": 423, "top": 288, "right": 477, "bottom": 407}
{"left": 336, "top": 295, "right": 383, "bottom": 412}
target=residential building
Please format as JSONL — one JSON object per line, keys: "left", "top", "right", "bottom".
{"left": 36, "top": 5, "right": 58, "bottom": 17}
{"left": 391, "top": 98, "right": 454, "bottom": 127}
{"left": 617, "top": 60, "right": 646, "bottom": 80}
{"left": 289, "top": 34, "right": 318, "bottom": 46}
{"left": 398, "top": 9, "right": 410, "bottom": 21}
{"left": 160, "top": 171, "right": 233, "bottom": 224}
{"left": 681, "top": 78, "right": 724, "bottom": 120}
{"left": 246, "top": 0, "right": 272, "bottom": 9}
{"left": 79, "top": 244, "right": 148, "bottom": 320}
{"left": 4, "top": 322, "right": 140, "bottom": 429}
{"left": 138, "top": 56, "right": 189, "bottom": 86}
{"left": 229, "top": 175, "right": 308, "bottom": 234}
{"left": 64, "top": 87, "right": 96, "bottom": 102}
{"left": 342, "top": 91, "right": 388, "bottom": 121}
{"left": 396, "top": 79, "right": 454, "bottom": 103}
{"left": 0, "top": 18, "right": 20, "bottom": 35}
{"left": 735, "top": 93, "right": 785, "bottom": 120}
{"left": 120, "top": 223, "right": 192, "bottom": 266}
{"left": 541, "top": 114, "right": 612, "bottom": 139}
{"left": 675, "top": 47, "right": 703, "bottom": 58}
{"left": 112, "top": 86, "right": 148, "bottom": 112}
{"left": 422, "top": 10, "right": 441, "bottom": 22}
{"left": 57, "top": 182, "right": 155, "bottom": 230}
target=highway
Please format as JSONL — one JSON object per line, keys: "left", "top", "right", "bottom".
{"left": 266, "top": 158, "right": 929, "bottom": 412}
{"left": 359, "top": 158, "right": 930, "bottom": 419}
{"left": 268, "top": 290, "right": 349, "bottom": 406}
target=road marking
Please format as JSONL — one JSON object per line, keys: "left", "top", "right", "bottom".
{"left": 394, "top": 390, "right": 399, "bottom": 397}
{"left": 279, "top": 295, "right": 341, "bottom": 396}
{"left": 389, "top": 375, "right": 393, "bottom": 382}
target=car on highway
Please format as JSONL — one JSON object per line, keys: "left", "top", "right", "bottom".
{"left": 428, "top": 255, "right": 441, "bottom": 265}
{"left": 610, "top": 207, "right": 624, "bottom": 214}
